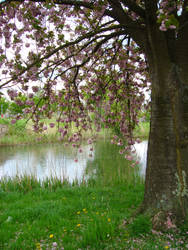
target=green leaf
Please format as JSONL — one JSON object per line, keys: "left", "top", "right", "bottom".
{"left": 165, "top": 14, "right": 179, "bottom": 28}
{"left": 0, "top": 55, "right": 6, "bottom": 62}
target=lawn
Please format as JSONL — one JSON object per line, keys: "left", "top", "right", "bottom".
{"left": 0, "top": 177, "right": 188, "bottom": 249}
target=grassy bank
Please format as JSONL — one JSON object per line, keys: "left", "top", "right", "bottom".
{"left": 0, "top": 117, "right": 150, "bottom": 146}
{"left": 0, "top": 118, "right": 58, "bottom": 145}
{"left": 0, "top": 177, "right": 188, "bottom": 249}
{"left": 0, "top": 118, "right": 111, "bottom": 146}
{"left": 133, "top": 122, "right": 150, "bottom": 140}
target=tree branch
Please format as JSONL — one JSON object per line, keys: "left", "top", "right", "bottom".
{"left": 182, "top": 0, "right": 188, "bottom": 15}
{"left": 144, "top": 0, "right": 158, "bottom": 23}
{"left": 0, "top": 0, "right": 94, "bottom": 9}
{"left": 120, "top": 0, "right": 146, "bottom": 19}
{"left": 0, "top": 24, "right": 125, "bottom": 89}
{"left": 0, "top": 0, "right": 147, "bottom": 49}
{"left": 179, "top": 0, "right": 188, "bottom": 22}
{"left": 54, "top": 30, "right": 127, "bottom": 81}
{"left": 106, "top": 0, "right": 146, "bottom": 48}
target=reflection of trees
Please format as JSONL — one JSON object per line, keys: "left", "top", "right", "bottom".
{"left": 0, "top": 146, "right": 18, "bottom": 166}
{"left": 0, "top": 143, "right": 77, "bottom": 165}
{"left": 1, "top": 141, "right": 137, "bottom": 183}
{"left": 0, "top": 143, "right": 89, "bottom": 173}
{"left": 85, "top": 140, "right": 138, "bottom": 185}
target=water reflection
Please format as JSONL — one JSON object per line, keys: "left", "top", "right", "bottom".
{"left": 0, "top": 140, "right": 148, "bottom": 183}
{"left": 85, "top": 140, "right": 138, "bottom": 184}
{"left": 133, "top": 140, "right": 148, "bottom": 176}
{"left": 0, "top": 144, "right": 94, "bottom": 183}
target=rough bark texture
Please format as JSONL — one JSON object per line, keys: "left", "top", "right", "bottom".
{"left": 140, "top": 25, "right": 188, "bottom": 230}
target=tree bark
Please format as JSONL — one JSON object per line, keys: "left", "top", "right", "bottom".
{"left": 141, "top": 52, "right": 188, "bottom": 230}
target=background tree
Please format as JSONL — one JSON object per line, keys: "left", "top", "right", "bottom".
{"left": 0, "top": 96, "right": 9, "bottom": 115}
{"left": 0, "top": 0, "right": 188, "bottom": 229}
{"left": 8, "top": 92, "right": 28, "bottom": 115}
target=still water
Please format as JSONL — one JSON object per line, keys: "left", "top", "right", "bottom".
{"left": 0, "top": 140, "right": 148, "bottom": 183}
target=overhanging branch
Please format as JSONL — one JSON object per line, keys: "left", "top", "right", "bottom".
{"left": 144, "top": 0, "right": 158, "bottom": 22}
{"left": 0, "top": 24, "right": 125, "bottom": 89}
{"left": 0, "top": 0, "right": 94, "bottom": 9}
{"left": 106, "top": 0, "right": 146, "bottom": 48}
{"left": 120, "top": 0, "right": 146, "bottom": 19}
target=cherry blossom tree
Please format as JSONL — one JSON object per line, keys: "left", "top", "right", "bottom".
{"left": 0, "top": 0, "right": 188, "bottom": 229}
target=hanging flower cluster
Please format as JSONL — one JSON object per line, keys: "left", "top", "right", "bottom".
{"left": 1, "top": 0, "right": 177, "bottom": 157}
{"left": 157, "top": 0, "right": 182, "bottom": 31}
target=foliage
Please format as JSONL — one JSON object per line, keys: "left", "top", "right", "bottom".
{"left": 133, "top": 122, "right": 150, "bottom": 140}
{"left": 0, "top": 117, "right": 9, "bottom": 125}
{"left": 9, "top": 94, "right": 27, "bottom": 115}
{"left": 8, "top": 119, "right": 27, "bottom": 134}
{"left": 0, "top": 97, "right": 9, "bottom": 114}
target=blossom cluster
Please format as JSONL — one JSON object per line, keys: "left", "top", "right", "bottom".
{"left": 0, "top": 0, "right": 150, "bottom": 158}
{"left": 157, "top": 0, "right": 182, "bottom": 31}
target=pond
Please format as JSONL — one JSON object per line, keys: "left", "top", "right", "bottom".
{"left": 0, "top": 140, "right": 148, "bottom": 184}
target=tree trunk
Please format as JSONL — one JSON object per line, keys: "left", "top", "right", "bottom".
{"left": 141, "top": 59, "right": 188, "bottom": 230}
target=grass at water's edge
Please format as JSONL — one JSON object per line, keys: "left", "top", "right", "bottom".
{"left": 0, "top": 118, "right": 151, "bottom": 149}
{"left": 0, "top": 177, "right": 188, "bottom": 249}
{"left": 133, "top": 122, "right": 150, "bottom": 140}
{"left": 0, "top": 117, "right": 150, "bottom": 146}
{"left": 0, "top": 118, "right": 112, "bottom": 146}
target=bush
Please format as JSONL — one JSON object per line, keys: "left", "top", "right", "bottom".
{"left": 0, "top": 118, "right": 10, "bottom": 125}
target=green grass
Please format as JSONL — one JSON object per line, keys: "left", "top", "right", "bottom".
{"left": 0, "top": 117, "right": 110, "bottom": 146}
{"left": 0, "top": 177, "right": 188, "bottom": 249}
{"left": 0, "top": 118, "right": 61, "bottom": 145}
{"left": 134, "top": 121, "right": 150, "bottom": 140}
{"left": 0, "top": 117, "right": 149, "bottom": 146}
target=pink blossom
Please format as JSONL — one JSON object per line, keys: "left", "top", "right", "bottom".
{"left": 169, "top": 25, "right": 176, "bottom": 29}
{"left": 2, "top": 70, "right": 8, "bottom": 74}
{"left": 136, "top": 138, "right": 141, "bottom": 143}
{"left": 22, "top": 85, "right": 28, "bottom": 91}
{"left": 11, "top": 119, "right": 16, "bottom": 124}
{"left": 125, "top": 155, "right": 133, "bottom": 161}
{"left": 87, "top": 138, "right": 92, "bottom": 144}
{"left": 58, "top": 128, "right": 64, "bottom": 133}
{"left": 43, "top": 126, "right": 47, "bottom": 130}
{"left": 32, "top": 86, "right": 39, "bottom": 93}
{"left": 166, "top": 216, "right": 176, "bottom": 229}
{"left": 159, "top": 24, "right": 167, "bottom": 32}
{"left": 28, "top": 93, "right": 34, "bottom": 99}
{"left": 49, "top": 123, "right": 55, "bottom": 128}
{"left": 23, "top": 108, "right": 30, "bottom": 114}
